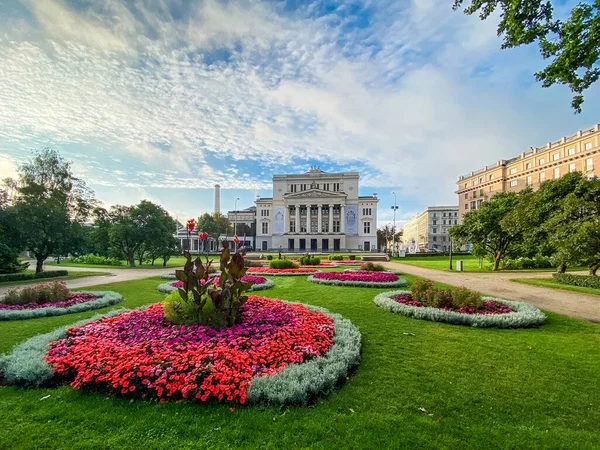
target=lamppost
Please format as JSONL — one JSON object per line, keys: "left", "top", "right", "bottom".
{"left": 234, "top": 197, "right": 240, "bottom": 251}
{"left": 391, "top": 191, "right": 398, "bottom": 256}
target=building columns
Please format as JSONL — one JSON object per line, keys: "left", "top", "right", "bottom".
{"left": 284, "top": 206, "right": 289, "bottom": 233}
{"left": 329, "top": 205, "right": 333, "bottom": 233}
{"left": 340, "top": 204, "right": 345, "bottom": 233}
{"left": 317, "top": 204, "right": 322, "bottom": 233}
{"left": 295, "top": 204, "right": 300, "bottom": 233}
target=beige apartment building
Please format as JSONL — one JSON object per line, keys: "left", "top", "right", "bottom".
{"left": 401, "top": 206, "right": 459, "bottom": 253}
{"left": 456, "top": 123, "right": 600, "bottom": 217}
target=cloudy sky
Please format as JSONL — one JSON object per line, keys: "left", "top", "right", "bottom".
{"left": 0, "top": 0, "right": 598, "bottom": 227}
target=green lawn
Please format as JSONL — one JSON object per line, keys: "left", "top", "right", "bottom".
{"left": 0, "top": 275, "right": 599, "bottom": 449}
{"left": 44, "top": 256, "right": 199, "bottom": 270}
{"left": 512, "top": 277, "right": 600, "bottom": 297}
{"left": 0, "top": 271, "right": 110, "bottom": 287}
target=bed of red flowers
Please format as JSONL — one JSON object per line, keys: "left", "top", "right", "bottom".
{"left": 246, "top": 267, "right": 318, "bottom": 274}
{"left": 44, "top": 296, "right": 334, "bottom": 404}
{"left": 169, "top": 275, "right": 268, "bottom": 289}
{"left": 313, "top": 271, "right": 399, "bottom": 282}
{"left": 394, "top": 293, "right": 514, "bottom": 315}
{"left": 0, "top": 292, "right": 97, "bottom": 310}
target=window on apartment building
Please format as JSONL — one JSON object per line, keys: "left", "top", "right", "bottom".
{"left": 333, "top": 220, "right": 340, "bottom": 232}
{"left": 510, "top": 168, "right": 517, "bottom": 174}
{"left": 471, "top": 201, "right": 476, "bottom": 210}
{"left": 539, "top": 158, "right": 545, "bottom": 165}
{"left": 479, "top": 189, "right": 483, "bottom": 196}
{"left": 443, "top": 212, "right": 446, "bottom": 217}
{"left": 473, "top": 191, "right": 477, "bottom": 198}
{"left": 489, "top": 174, "right": 494, "bottom": 180}
{"left": 526, "top": 176, "right": 532, "bottom": 186}
{"left": 525, "top": 162, "right": 532, "bottom": 169}
{"left": 289, "top": 221, "right": 296, "bottom": 233}
{"left": 364, "top": 221, "right": 371, "bottom": 234}
{"left": 443, "top": 236, "right": 446, "bottom": 242}
{"left": 540, "top": 172, "right": 546, "bottom": 182}
{"left": 479, "top": 177, "right": 484, "bottom": 183}
{"left": 311, "top": 220, "right": 318, "bottom": 233}
{"left": 433, "top": 219, "right": 437, "bottom": 225}
{"left": 454, "top": 219, "right": 458, "bottom": 225}
{"left": 489, "top": 186, "right": 493, "bottom": 192}
{"left": 464, "top": 193, "right": 468, "bottom": 199}
{"left": 568, "top": 148, "right": 576, "bottom": 156}
{"left": 586, "top": 158, "right": 594, "bottom": 171}
{"left": 433, "top": 213, "right": 437, "bottom": 217}
{"left": 432, "top": 236, "right": 437, "bottom": 242}
{"left": 477, "top": 199, "right": 483, "bottom": 208}
{"left": 262, "top": 223, "right": 268, "bottom": 234}
{"left": 554, "top": 167, "right": 560, "bottom": 179}
{"left": 465, "top": 204, "right": 469, "bottom": 210}
{"left": 510, "top": 180, "right": 518, "bottom": 187}
{"left": 553, "top": 153, "right": 559, "bottom": 161}
{"left": 443, "top": 220, "right": 446, "bottom": 225}
{"left": 569, "top": 163, "right": 576, "bottom": 173}
{"left": 322, "top": 220, "right": 329, "bottom": 232}
{"left": 585, "top": 142, "right": 593, "bottom": 150}
{"left": 464, "top": 183, "right": 467, "bottom": 188}
{"left": 432, "top": 228, "right": 437, "bottom": 234}
{"left": 473, "top": 179, "right": 478, "bottom": 186}
{"left": 300, "top": 220, "right": 307, "bottom": 232}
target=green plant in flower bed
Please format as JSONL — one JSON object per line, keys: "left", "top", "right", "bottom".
{"left": 360, "top": 262, "right": 385, "bottom": 272}
{"left": 244, "top": 260, "right": 263, "bottom": 268}
{"left": 553, "top": 273, "right": 600, "bottom": 289}
{"left": 269, "top": 259, "right": 298, "bottom": 269}
{"left": 411, "top": 279, "right": 483, "bottom": 310}
{"left": 2, "top": 282, "right": 70, "bottom": 305}
{"left": 328, "top": 254, "right": 344, "bottom": 260}
{"left": 299, "top": 255, "right": 321, "bottom": 265}
{"left": 0, "top": 270, "right": 69, "bottom": 283}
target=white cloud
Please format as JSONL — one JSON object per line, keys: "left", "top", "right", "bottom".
{"left": 0, "top": 154, "right": 19, "bottom": 180}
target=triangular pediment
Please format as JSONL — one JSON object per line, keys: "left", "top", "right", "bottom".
{"left": 284, "top": 189, "right": 347, "bottom": 199}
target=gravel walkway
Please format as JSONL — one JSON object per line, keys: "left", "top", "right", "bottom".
{"left": 382, "top": 261, "right": 600, "bottom": 323}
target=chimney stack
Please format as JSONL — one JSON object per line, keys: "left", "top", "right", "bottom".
{"left": 214, "top": 184, "right": 221, "bottom": 214}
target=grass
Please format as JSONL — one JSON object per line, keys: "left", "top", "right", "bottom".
{"left": 512, "top": 277, "right": 600, "bottom": 297}
{"left": 44, "top": 256, "right": 198, "bottom": 270}
{"left": 0, "top": 271, "right": 110, "bottom": 287}
{"left": 0, "top": 274, "right": 599, "bottom": 449}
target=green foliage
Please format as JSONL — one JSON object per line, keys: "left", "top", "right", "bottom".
{"left": 553, "top": 273, "right": 600, "bottom": 289}
{"left": 269, "top": 259, "right": 298, "bottom": 269}
{"left": 165, "top": 244, "right": 253, "bottom": 328}
{"left": 328, "top": 254, "right": 344, "bottom": 260}
{"left": 349, "top": 255, "right": 357, "bottom": 261}
{"left": 266, "top": 255, "right": 273, "bottom": 260}
{"left": 0, "top": 270, "right": 68, "bottom": 283}
{"left": 451, "top": 287, "right": 484, "bottom": 309}
{"left": 299, "top": 255, "right": 321, "bottom": 265}
{"left": 411, "top": 279, "right": 434, "bottom": 303}
{"left": 360, "top": 262, "right": 385, "bottom": 271}
{"left": 2, "top": 282, "right": 70, "bottom": 306}
{"left": 453, "top": 0, "right": 600, "bottom": 113}
{"left": 195, "top": 212, "right": 230, "bottom": 243}
{"left": 66, "top": 254, "right": 123, "bottom": 266}
{"left": 244, "top": 260, "right": 262, "bottom": 268}
{"left": 410, "top": 279, "right": 483, "bottom": 310}
{"left": 0, "top": 244, "right": 28, "bottom": 274}
{"left": 500, "top": 255, "right": 553, "bottom": 270}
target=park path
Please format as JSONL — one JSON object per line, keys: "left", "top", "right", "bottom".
{"left": 382, "top": 261, "right": 600, "bottom": 323}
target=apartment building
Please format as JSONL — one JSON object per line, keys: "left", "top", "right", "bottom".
{"left": 401, "top": 206, "right": 459, "bottom": 253}
{"left": 456, "top": 123, "right": 600, "bottom": 217}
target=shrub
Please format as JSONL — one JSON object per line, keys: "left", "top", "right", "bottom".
{"left": 553, "top": 273, "right": 600, "bottom": 289}
{"left": 2, "top": 282, "right": 70, "bottom": 306}
{"left": 430, "top": 288, "right": 454, "bottom": 309}
{"left": 411, "top": 279, "right": 434, "bottom": 304}
{"left": 67, "top": 254, "right": 123, "bottom": 266}
{"left": 360, "top": 262, "right": 385, "bottom": 272}
{"left": 0, "top": 270, "right": 68, "bottom": 283}
{"left": 410, "top": 280, "right": 483, "bottom": 310}
{"left": 269, "top": 259, "right": 298, "bottom": 269}
{"left": 244, "top": 260, "right": 262, "bottom": 268}
{"left": 267, "top": 255, "right": 273, "bottom": 260}
{"left": 328, "top": 254, "right": 344, "bottom": 260}
{"left": 349, "top": 255, "right": 356, "bottom": 261}
{"left": 451, "top": 286, "right": 483, "bottom": 309}
{"left": 299, "top": 256, "right": 321, "bottom": 265}
{"left": 0, "top": 244, "right": 29, "bottom": 274}
{"left": 500, "top": 256, "right": 553, "bottom": 270}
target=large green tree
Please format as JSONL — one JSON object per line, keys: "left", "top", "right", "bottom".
{"left": 6, "top": 149, "right": 95, "bottom": 272}
{"left": 196, "top": 212, "right": 230, "bottom": 250}
{"left": 453, "top": 0, "right": 599, "bottom": 113}
{"left": 450, "top": 192, "right": 525, "bottom": 270}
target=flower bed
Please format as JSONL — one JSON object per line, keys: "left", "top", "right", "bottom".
{"left": 0, "top": 291, "right": 123, "bottom": 321}
{"left": 299, "top": 263, "right": 336, "bottom": 267}
{"left": 157, "top": 275, "right": 275, "bottom": 293}
{"left": 373, "top": 290, "right": 546, "bottom": 328}
{"left": 308, "top": 271, "right": 407, "bottom": 288}
{"left": 246, "top": 267, "right": 319, "bottom": 276}
{"left": 0, "top": 297, "right": 361, "bottom": 405}
{"left": 333, "top": 260, "right": 364, "bottom": 266}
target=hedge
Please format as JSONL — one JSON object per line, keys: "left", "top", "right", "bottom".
{"left": 0, "top": 291, "right": 123, "bottom": 321}
{"left": 0, "top": 303, "right": 362, "bottom": 406}
{"left": 552, "top": 273, "right": 600, "bottom": 289}
{"left": 0, "top": 270, "right": 68, "bottom": 283}
{"left": 157, "top": 279, "right": 275, "bottom": 294}
{"left": 307, "top": 275, "right": 408, "bottom": 288}
{"left": 400, "top": 252, "right": 472, "bottom": 258}
{"left": 373, "top": 290, "right": 546, "bottom": 328}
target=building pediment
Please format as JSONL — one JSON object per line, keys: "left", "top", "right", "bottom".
{"left": 284, "top": 189, "right": 347, "bottom": 199}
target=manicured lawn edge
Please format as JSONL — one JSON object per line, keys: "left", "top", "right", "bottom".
{"left": 373, "top": 290, "right": 546, "bottom": 328}
{"left": 0, "top": 271, "right": 110, "bottom": 287}
{"left": 307, "top": 275, "right": 408, "bottom": 288}
{"left": 0, "top": 291, "right": 123, "bottom": 321}
{"left": 156, "top": 279, "right": 276, "bottom": 294}
{"left": 511, "top": 277, "right": 600, "bottom": 296}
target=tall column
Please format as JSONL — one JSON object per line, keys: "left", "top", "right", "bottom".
{"left": 317, "top": 204, "right": 322, "bottom": 233}
{"left": 307, "top": 205, "right": 312, "bottom": 234}
{"left": 329, "top": 205, "right": 333, "bottom": 233}
{"left": 295, "top": 204, "right": 300, "bottom": 233}
{"left": 340, "top": 204, "right": 345, "bottom": 233}
{"left": 284, "top": 206, "right": 289, "bottom": 234}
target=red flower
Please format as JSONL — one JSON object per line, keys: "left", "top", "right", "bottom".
{"left": 198, "top": 231, "right": 209, "bottom": 240}
{"left": 186, "top": 219, "right": 196, "bottom": 232}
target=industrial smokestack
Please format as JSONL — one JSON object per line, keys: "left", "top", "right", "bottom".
{"left": 214, "top": 184, "right": 221, "bottom": 214}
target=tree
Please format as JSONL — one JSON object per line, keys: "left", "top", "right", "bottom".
{"left": 377, "top": 224, "right": 402, "bottom": 250}
{"left": 6, "top": 149, "right": 95, "bottom": 272}
{"left": 453, "top": 1, "right": 599, "bottom": 113}
{"left": 196, "top": 213, "right": 229, "bottom": 251}
{"left": 450, "top": 192, "right": 525, "bottom": 270}
{"left": 147, "top": 236, "right": 181, "bottom": 266}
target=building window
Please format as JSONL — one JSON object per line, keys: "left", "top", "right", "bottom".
{"left": 473, "top": 179, "right": 478, "bottom": 186}
{"left": 510, "top": 168, "right": 517, "bottom": 174}
{"left": 526, "top": 176, "right": 532, "bottom": 186}
{"left": 489, "top": 174, "right": 494, "bottom": 181}
{"left": 300, "top": 220, "right": 307, "bottom": 232}
{"left": 568, "top": 147, "right": 576, "bottom": 156}
{"left": 553, "top": 153, "right": 559, "bottom": 161}
{"left": 433, "top": 219, "right": 437, "bottom": 225}
{"left": 569, "top": 163, "right": 576, "bottom": 173}
{"left": 540, "top": 172, "right": 546, "bottom": 182}
{"left": 262, "top": 223, "right": 268, "bottom": 234}
{"left": 364, "top": 221, "right": 371, "bottom": 234}
{"left": 510, "top": 180, "right": 518, "bottom": 187}
{"left": 464, "top": 183, "right": 467, "bottom": 188}
{"left": 311, "top": 220, "right": 318, "bottom": 233}
{"left": 324, "top": 183, "right": 330, "bottom": 191}
{"left": 432, "top": 236, "right": 437, "bottom": 242}
{"left": 322, "top": 220, "right": 329, "bottom": 232}
{"left": 290, "top": 221, "right": 295, "bottom": 233}
{"left": 479, "top": 177, "right": 484, "bottom": 183}
{"left": 554, "top": 167, "right": 560, "bottom": 179}
{"left": 332, "top": 220, "right": 340, "bottom": 232}
{"left": 539, "top": 158, "right": 545, "bottom": 165}
{"left": 473, "top": 191, "right": 477, "bottom": 198}
{"left": 454, "top": 219, "right": 458, "bottom": 225}
{"left": 465, "top": 204, "right": 469, "bottom": 210}
{"left": 333, "top": 183, "right": 340, "bottom": 191}
{"left": 432, "top": 228, "right": 437, "bottom": 234}
{"left": 454, "top": 212, "right": 458, "bottom": 217}
{"left": 586, "top": 158, "right": 594, "bottom": 171}
{"left": 525, "top": 162, "right": 532, "bottom": 169}
{"left": 443, "top": 220, "right": 447, "bottom": 225}
{"left": 489, "top": 186, "right": 493, "bottom": 192}
{"left": 464, "top": 193, "right": 468, "bottom": 199}
{"left": 585, "top": 142, "right": 593, "bottom": 150}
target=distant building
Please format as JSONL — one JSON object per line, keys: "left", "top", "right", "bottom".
{"left": 214, "top": 184, "right": 221, "bottom": 214}
{"left": 456, "top": 123, "right": 600, "bottom": 217}
{"left": 401, "top": 206, "right": 459, "bottom": 253}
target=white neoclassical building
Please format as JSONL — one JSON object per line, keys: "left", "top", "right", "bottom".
{"left": 254, "top": 167, "right": 378, "bottom": 252}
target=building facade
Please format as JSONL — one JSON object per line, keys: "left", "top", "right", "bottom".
{"left": 255, "top": 167, "right": 379, "bottom": 252}
{"left": 401, "top": 206, "right": 459, "bottom": 253}
{"left": 457, "top": 123, "right": 600, "bottom": 217}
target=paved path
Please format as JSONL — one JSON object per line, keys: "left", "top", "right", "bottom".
{"left": 383, "top": 261, "right": 600, "bottom": 323}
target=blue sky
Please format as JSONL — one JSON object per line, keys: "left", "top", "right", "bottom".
{"left": 0, "top": 0, "right": 598, "bottom": 227}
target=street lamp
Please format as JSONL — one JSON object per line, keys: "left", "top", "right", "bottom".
{"left": 391, "top": 191, "right": 399, "bottom": 256}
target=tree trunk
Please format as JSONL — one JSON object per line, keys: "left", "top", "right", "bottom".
{"left": 493, "top": 253, "right": 502, "bottom": 271}
{"left": 557, "top": 262, "right": 567, "bottom": 274}
{"left": 589, "top": 265, "right": 599, "bottom": 276}
{"left": 127, "top": 251, "right": 136, "bottom": 267}
{"left": 35, "top": 256, "right": 44, "bottom": 273}
{"left": 151, "top": 257, "right": 156, "bottom": 266}
{"left": 162, "top": 257, "right": 168, "bottom": 267}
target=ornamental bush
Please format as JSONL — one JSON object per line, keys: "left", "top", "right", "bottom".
{"left": 244, "top": 260, "right": 262, "bottom": 268}
{"left": 349, "top": 255, "right": 356, "bottom": 261}
{"left": 2, "top": 282, "right": 70, "bottom": 306}
{"left": 67, "top": 254, "right": 123, "bottom": 266}
{"left": 360, "top": 262, "right": 385, "bottom": 272}
{"left": 267, "top": 255, "right": 273, "bottom": 260}
{"left": 299, "top": 255, "right": 321, "bottom": 265}
{"left": 0, "top": 270, "right": 68, "bottom": 283}
{"left": 552, "top": 273, "right": 600, "bottom": 289}
{"left": 500, "top": 255, "right": 553, "bottom": 270}
{"left": 410, "top": 280, "right": 484, "bottom": 310}
{"left": 269, "top": 259, "right": 298, "bottom": 269}
{"left": 328, "top": 254, "right": 344, "bottom": 260}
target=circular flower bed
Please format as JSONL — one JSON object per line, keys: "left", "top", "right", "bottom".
{"left": 157, "top": 275, "right": 275, "bottom": 293}
{"left": 0, "top": 291, "right": 123, "bottom": 321}
{"left": 373, "top": 290, "right": 546, "bottom": 328}
{"left": 308, "top": 271, "right": 407, "bottom": 288}
{"left": 0, "top": 297, "right": 362, "bottom": 405}
{"left": 333, "top": 260, "right": 363, "bottom": 266}
{"left": 246, "top": 267, "right": 319, "bottom": 276}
